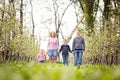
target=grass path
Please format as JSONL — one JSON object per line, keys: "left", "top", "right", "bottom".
{"left": 0, "top": 62, "right": 120, "bottom": 80}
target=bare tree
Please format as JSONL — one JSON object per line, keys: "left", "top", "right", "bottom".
{"left": 66, "top": 16, "right": 84, "bottom": 42}
{"left": 52, "top": 0, "right": 72, "bottom": 39}
{"left": 30, "top": 0, "right": 35, "bottom": 38}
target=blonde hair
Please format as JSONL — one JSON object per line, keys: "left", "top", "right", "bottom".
{"left": 49, "top": 31, "right": 56, "bottom": 37}
{"left": 40, "top": 49, "right": 44, "bottom": 52}
{"left": 63, "top": 38, "right": 68, "bottom": 43}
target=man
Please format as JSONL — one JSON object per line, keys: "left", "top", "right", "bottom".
{"left": 72, "top": 30, "right": 85, "bottom": 66}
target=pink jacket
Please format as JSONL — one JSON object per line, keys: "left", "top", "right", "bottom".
{"left": 37, "top": 53, "right": 45, "bottom": 61}
{"left": 47, "top": 37, "right": 59, "bottom": 50}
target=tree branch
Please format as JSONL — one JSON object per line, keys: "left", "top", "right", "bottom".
{"left": 67, "top": 16, "right": 84, "bottom": 42}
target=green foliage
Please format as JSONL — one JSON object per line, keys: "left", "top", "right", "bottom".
{"left": 0, "top": 62, "right": 120, "bottom": 80}
{"left": 77, "top": 22, "right": 120, "bottom": 65}
{"left": 79, "top": 0, "right": 95, "bottom": 33}
{"left": 0, "top": 3, "right": 40, "bottom": 59}
{"left": 9, "top": 34, "right": 39, "bottom": 57}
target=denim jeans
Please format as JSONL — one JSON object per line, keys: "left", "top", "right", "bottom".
{"left": 62, "top": 54, "right": 68, "bottom": 65}
{"left": 48, "top": 49, "right": 57, "bottom": 57}
{"left": 74, "top": 50, "right": 83, "bottom": 66}
{"left": 39, "top": 60, "right": 45, "bottom": 63}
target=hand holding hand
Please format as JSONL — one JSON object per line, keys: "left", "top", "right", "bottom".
{"left": 82, "top": 49, "right": 85, "bottom": 52}
{"left": 71, "top": 51, "right": 74, "bottom": 55}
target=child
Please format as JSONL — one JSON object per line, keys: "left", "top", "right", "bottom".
{"left": 59, "top": 39, "right": 72, "bottom": 65}
{"left": 37, "top": 49, "right": 46, "bottom": 63}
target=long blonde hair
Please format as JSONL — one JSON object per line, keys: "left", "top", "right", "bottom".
{"left": 49, "top": 31, "right": 56, "bottom": 37}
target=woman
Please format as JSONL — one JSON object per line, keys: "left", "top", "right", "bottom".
{"left": 47, "top": 31, "right": 59, "bottom": 63}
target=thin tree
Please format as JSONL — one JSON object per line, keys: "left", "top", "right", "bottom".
{"left": 67, "top": 16, "right": 84, "bottom": 42}
{"left": 52, "top": 0, "right": 72, "bottom": 39}
{"left": 30, "top": 0, "right": 35, "bottom": 38}
{"left": 0, "top": 0, "right": 5, "bottom": 37}
{"left": 20, "top": 0, "right": 23, "bottom": 34}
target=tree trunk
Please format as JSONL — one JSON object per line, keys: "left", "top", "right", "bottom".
{"left": 20, "top": 0, "right": 23, "bottom": 34}
{"left": 79, "top": 0, "right": 95, "bottom": 35}
{"left": 52, "top": 0, "right": 72, "bottom": 39}
{"left": 30, "top": 0, "right": 35, "bottom": 38}
{"left": 10, "top": 0, "right": 16, "bottom": 39}
{"left": 0, "top": 0, "right": 5, "bottom": 38}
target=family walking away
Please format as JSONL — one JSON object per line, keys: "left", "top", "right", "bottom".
{"left": 37, "top": 30, "right": 85, "bottom": 66}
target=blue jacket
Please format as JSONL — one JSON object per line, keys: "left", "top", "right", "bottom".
{"left": 59, "top": 44, "right": 72, "bottom": 55}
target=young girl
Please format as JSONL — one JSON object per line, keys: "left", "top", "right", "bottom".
{"left": 37, "top": 49, "right": 46, "bottom": 63}
{"left": 59, "top": 39, "right": 72, "bottom": 65}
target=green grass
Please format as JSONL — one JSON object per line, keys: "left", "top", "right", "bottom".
{"left": 0, "top": 62, "right": 120, "bottom": 80}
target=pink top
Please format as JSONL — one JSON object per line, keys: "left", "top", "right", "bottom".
{"left": 37, "top": 53, "right": 45, "bottom": 61}
{"left": 47, "top": 37, "right": 59, "bottom": 50}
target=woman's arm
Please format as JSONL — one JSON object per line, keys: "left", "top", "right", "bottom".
{"left": 59, "top": 45, "right": 63, "bottom": 53}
